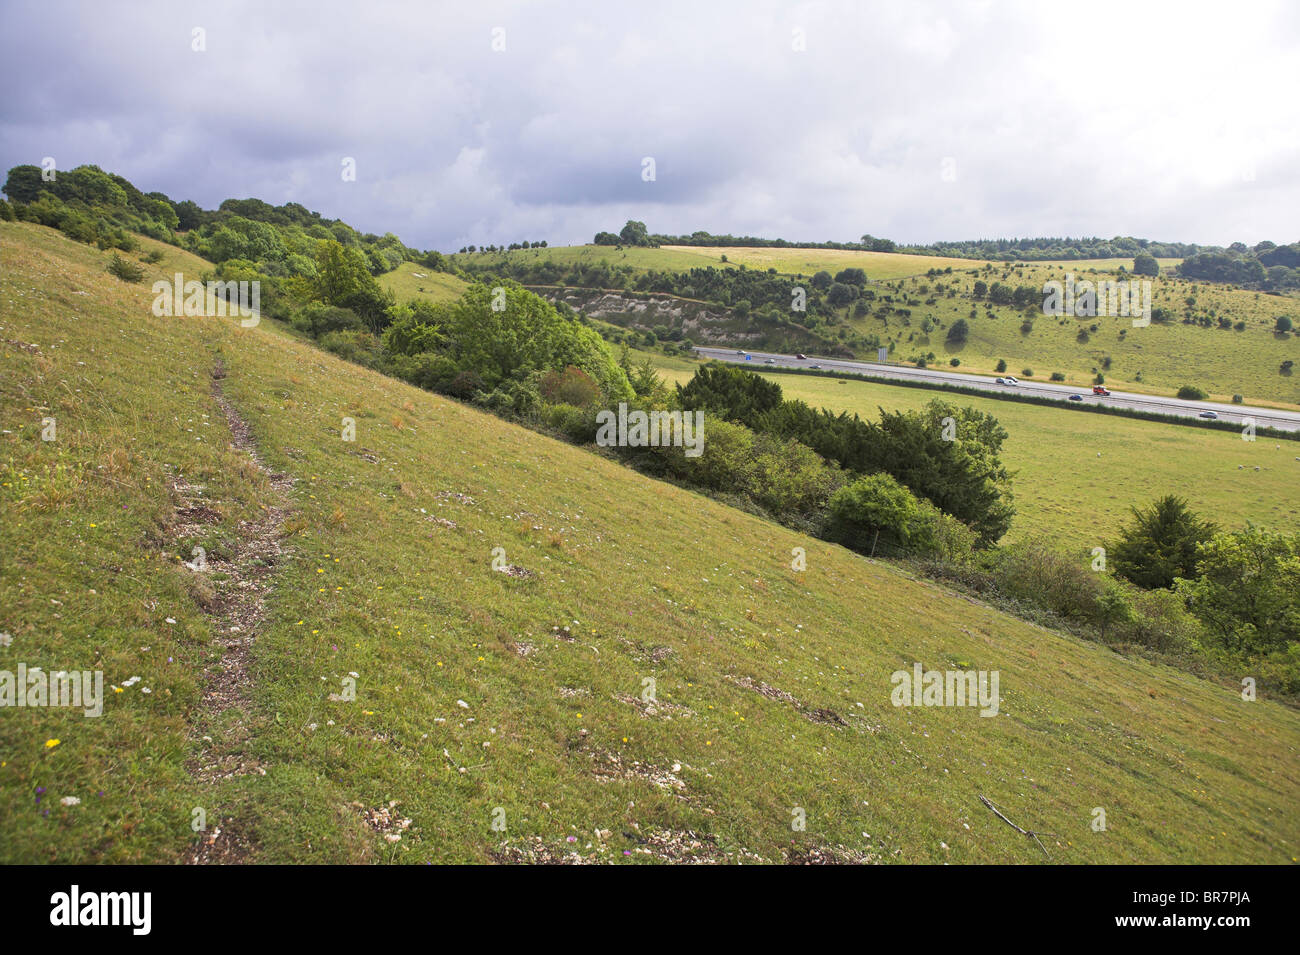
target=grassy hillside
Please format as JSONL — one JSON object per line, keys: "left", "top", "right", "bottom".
{"left": 2, "top": 220, "right": 1298, "bottom": 864}
{"left": 648, "top": 353, "right": 1300, "bottom": 548}
{"left": 377, "top": 261, "right": 471, "bottom": 305}
{"left": 449, "top": 244, "right": 734, "bottom": 276}
{"left": 667, "top": 246, "right": 1184, "bottom": 281}
{"left": 451, "top": 243, "right": 1182, "bottom": 283}
{"left": 852, "top": 263, "right": 1300, "bottom": 407}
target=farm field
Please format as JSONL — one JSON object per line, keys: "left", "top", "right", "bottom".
{"left": 646, "top": 350, "right": 1300, "bottom": 548}
{"left": 4, "top": 221, "right": 1298, "bottom": 864}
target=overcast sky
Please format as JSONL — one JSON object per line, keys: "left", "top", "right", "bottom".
{"left": 2, "top": 0, "right": 1297, "bottom": 251}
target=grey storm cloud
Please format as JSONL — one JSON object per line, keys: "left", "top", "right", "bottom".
{"left": 2, "top": 0, "right": 1298, "bottom": 251}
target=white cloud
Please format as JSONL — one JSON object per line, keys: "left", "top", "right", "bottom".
{"left": 0, "top": 0, "right": 1296, "bottom": 249}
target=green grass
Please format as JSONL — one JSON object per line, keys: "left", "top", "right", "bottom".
{"left": 847, "top": 262, "right": 1300, "bottom": 407}
{"left": 452, "top": 244, "right": 1182, "bottom": 283}
{"left": 3, "top": 221, "right": 1298, "bottom": 864}
{"left": 646, "top": 352, "right": 1300, "bottom": 549}
{"left": 449, "top": 244, "right": 734, "bottom": 276}
{"left": 666, "top": 246, "right": 1184, "bottom": 281}
{"left": 378, "top": 261, "right": 471, "bottom": 304}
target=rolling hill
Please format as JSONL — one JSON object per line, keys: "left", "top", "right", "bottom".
{"left": 2, "top": 220, "right": 1297, "bottom": 864}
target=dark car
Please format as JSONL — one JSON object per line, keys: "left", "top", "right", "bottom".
{"left": 795, "top": 353, "right": 807, "bottom": 360}
{"left": 1068, "top": 394, "right": 1084, "bottom": 402}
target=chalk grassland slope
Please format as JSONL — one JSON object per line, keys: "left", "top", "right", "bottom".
{"left": 452, "top": 244, "right": 1181, "bottom": 284}
{"left": 851, "top": 263, "right": 1300, "bottom": 407}
{"left": 650, "top": 354, "right": 1300, "bottom": 549}
{"left": 663, "top": 246, "right": 1185, "bottom": 280}
{"left": 450, "top": 244, "right": 735, "bottom": 276}
{"left": 2, "top": 221, "right": 1297, "bottom": 864}
{"left": 377, "top": 261, "right": 470, "bottom": 305}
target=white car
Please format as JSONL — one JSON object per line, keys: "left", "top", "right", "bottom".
{"left": 1003, "top": 376, "right": 1019, "bottom": 385}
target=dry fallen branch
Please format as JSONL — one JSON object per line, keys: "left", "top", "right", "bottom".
{"left": 978, "top": 794, "right": 1051, "bottom": 858}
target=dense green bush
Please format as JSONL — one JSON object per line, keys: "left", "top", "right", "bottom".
{"left": 1110, "top": 495, "right": 1216, "bottom": 590}
{"left": 826, "top": 473, "right": 937, "bottom": 555}
{"left": 106, "top": 253, "right": 144, "bottom": 283}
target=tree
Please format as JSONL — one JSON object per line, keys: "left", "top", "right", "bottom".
{"left": 2, "top": 164, "right": 44, "bottom": 203}
{"left": 995, "top": 359, "right": 1007, "bottom": 373}
{"left": 833, "top": 267, "right": 867, "bottom": 286}
{"left": 442, "top": 283, "right": 631, "bottom": 397}
{"left": 618, "top": 220, "right": 651, "bottom": 247}
{"left": 1132, "top": 253, "right": 1159, "bottom": 277}
{"left": 677, "top": 362, "right": 783, "bottom": 429}
{"left": 825, "top": 473, "right": 934, "bottom": 555}
{"left": 1176, "top": 526, "right": 1300, "bottom": 654}
{"left": 1276, "top": 316, "right": 1293, "bottom": 333}
{"left": 313, "top": 239, "right": 392, "bottom": 331}
{"left": 946, "top": 318, "right": 970, "bottom": 344}
{"left": 1110, "top": 495, "right": 1217, "bottom": 589}
{"left": 827, "top": 282, "right": 857, "bottom": 306}
{"left": 811, "top": 270, "right": 833, "bottom": 291}
{"left": 861, "top": 400, "right": 1014, "bottom": 547}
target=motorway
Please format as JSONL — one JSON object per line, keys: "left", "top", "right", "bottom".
{"left": 695, "top": 347, "right": 1300, "bottom": 434}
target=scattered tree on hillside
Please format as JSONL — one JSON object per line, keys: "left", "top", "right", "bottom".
{"left": 1110, "top": 495, "right": 1217, "bottom": 590}
{"left": 1132, "top": 253, "right": 1160, "bottom": 277}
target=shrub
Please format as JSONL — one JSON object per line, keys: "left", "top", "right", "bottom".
{"left": 106, "top": 253, "right": 144, "bottom": 283}
{"left": 1176, "top": 385, "right": 1208, "bottom": 400}
{"left": 293, "top": 303, "right": 363, "bottom": 338}
{"left": 318, "top": 329, "right": 381, "bottom": 366}
{"left": 445, "top": 369, "right": 485, "bottom": 400}
{"left": 539, "top": 366, "right": 601, "bottom": 407}
{"left": 1020, "top": 368, "right": 1033, "bottom": 377}
{"left": 990, "top": 543, "right": 1103, "bottom": 620}
{"left": 1124, "top": 588, "right": 1202, "bottom": 653}
{"left": 1050, "top": 372, "right": 1065, "bottom": 381}
{"left": 388, "top": 352, "right": 459, "bottom": 392}
{"left": 825, "top": 473, "right": 936, "bottom": 556}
